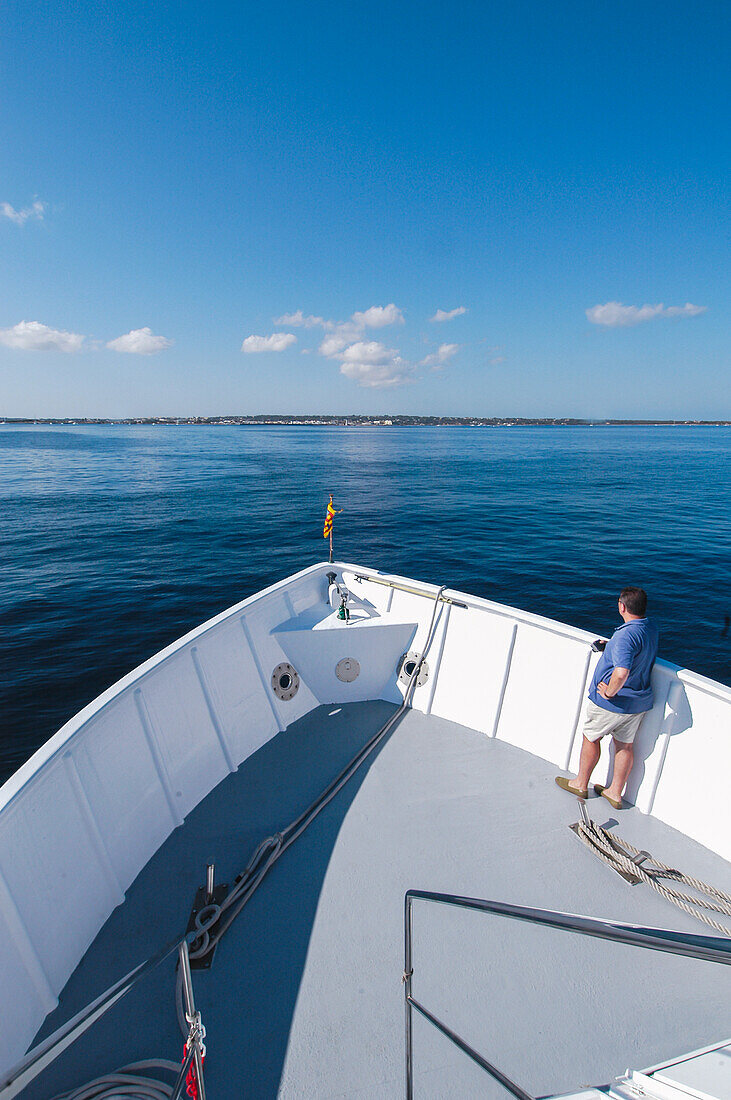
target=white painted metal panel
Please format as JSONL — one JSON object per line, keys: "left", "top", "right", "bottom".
{"left": 138, "top": 653, "right": 231, "bottom": 823}
{"left": 193, "top": 619, "right": 279, "bottom": 766}
{"left": 0, "top": 761, "right": 120, "bottom": 991}
{"left": 285, "top": 572, "right": 328, "bottom": 617}
{"left": 429, "top": 605, "right": 516, "bottom": 735}
{"left": 71, "top": 691, "right": 176, "bottom": 891}
{"left": 625, "top": 666, "right": 676, "bottom": 812}
{"left": 651, "top": 683, "right": 731, "bottom": 862}
{"left": 0, "top": 869, "right": 57, "bottom": 1075}
{"left": 496, "top": 623, "right": 591, "bottom": 767}
{"left": 275, "top": 619, "right": 417, "bottom": 705}
{"left": 243, "top": 596, "right": 321, "bottom": 728}
{"left": 387, "top": 587, "right": 451, "bottom": 712}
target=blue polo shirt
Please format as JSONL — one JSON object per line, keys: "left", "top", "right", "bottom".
{"left": 589, "top": 618, "right": 659, "bottom": 714}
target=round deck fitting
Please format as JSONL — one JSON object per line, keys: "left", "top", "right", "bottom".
{"left": 398, "top": 651, "right": 429, "bottom": 688}
{"left": 272, "top": 662, "right": 300, "bottom": 700}
{"left": 335, "top": 657, "right": 360, "bottom": 682}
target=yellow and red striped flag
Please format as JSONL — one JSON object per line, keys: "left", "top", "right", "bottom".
{"left": 323, "top": 497, "right": 336, "bottom": 539}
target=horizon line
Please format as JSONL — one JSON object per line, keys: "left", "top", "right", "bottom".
{"left": 1, "top": 416, "right": 730, "bottom": 427}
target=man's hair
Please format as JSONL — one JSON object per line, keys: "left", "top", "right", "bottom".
{"left": 619, "top": 587, "right": 647, "bottom": 616}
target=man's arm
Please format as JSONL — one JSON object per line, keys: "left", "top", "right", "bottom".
{"left": 597, "top": 667, "right": 629, "bottom": 699}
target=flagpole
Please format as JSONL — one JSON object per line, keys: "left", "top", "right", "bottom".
{"left": 324, "top": 493, "right": 340, "bottom": 564}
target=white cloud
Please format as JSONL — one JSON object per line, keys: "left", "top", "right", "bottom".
{"left": 1, "top": 200, "right": 46, "bottom": 226}
{"left": 319, "top": 333, "right": 349, "bottom": 357}
{"left": 316, "top": 305, "right": 404, "bottom": 355}
{"left": 340, "top": 346, "right": 413, "bottom": 388}
{"left": 340, "top": 340, "right": 397, "bottom": 366}
{"left": 351, "top": 303, "right": 404, "bottom": 328}
{"left": 241, "top": 332, "right": 297, "bottom": 353}
{"left": 318, "top": 324, "right": 363, "bottom": 357}
{"left": 420, "top": 343, "right": 459, "bottom": 369}
{"left": 107, "top": 327, "right": 173, "bottom": 354}
{"left": 274, "top": 310, "right": 325, "bottom": 328}
{"left": 586, "top": 301, "right": 707, "bottom": 327}
{"left": 0, "top": 320, "right": 84, "bottom": 352}
{"left": 430, "top": 306, "right": 467, "bottom": 323}
{"left": 339, "top": 360, "right": 411, "bottom": 387}
{"left": 490, "top": 356, "right": 505, "bottom": 365}
{"left": 324, "top": 340, "right": 411, "bottom": 388}
{"left": 313, "top": 304, "right": 410, "bottom": 385}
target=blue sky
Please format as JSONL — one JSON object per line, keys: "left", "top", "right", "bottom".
{"left": 1, "top": 0, "right": 729, "bottom": 417}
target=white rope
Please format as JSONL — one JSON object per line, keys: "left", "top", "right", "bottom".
{"left": 576, "top": 815, "right": 731, "bottom": 937}
{"left": 49, "top": 1060, "right": 180, "bottom": 1100}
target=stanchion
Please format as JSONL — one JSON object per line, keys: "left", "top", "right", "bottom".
{"left": 174, "top": 940, "right": 207, "bottom": 1100}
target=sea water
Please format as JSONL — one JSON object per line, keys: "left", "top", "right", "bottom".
{"left": 1, "top": 424, "right": 729, "bottom": 781}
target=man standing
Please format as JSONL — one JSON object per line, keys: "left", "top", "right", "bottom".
{"left": 556, "top": 587, "right": 659, "bottom": 809}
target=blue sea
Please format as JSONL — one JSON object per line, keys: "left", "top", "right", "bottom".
{"left": 1, "top": 424, "right": 729, "bottom": 783}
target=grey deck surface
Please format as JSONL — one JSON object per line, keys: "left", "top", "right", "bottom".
{"left": 27, "top": 702, "right": 731, "bottom": 1099}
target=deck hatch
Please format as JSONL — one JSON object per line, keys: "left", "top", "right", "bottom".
{"left": 335, "top": 657, "right": 360, "bottom": 682}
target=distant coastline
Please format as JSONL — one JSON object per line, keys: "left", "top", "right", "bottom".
{"left": 1, "top": 416, "right": 729, "bottom": 427}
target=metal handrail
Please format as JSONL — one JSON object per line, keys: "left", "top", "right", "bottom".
{"left": 403, "top": 890, "right": 731, "bottom": 1099}
{"left": 352, "top": 572, "right": 468, "bottom": 608}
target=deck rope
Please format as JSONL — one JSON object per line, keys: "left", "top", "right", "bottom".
{"left": 49, "top": 1060, "right": 180, "bottom": 1099}
{"left": 575, "top": 814, "right": 731, "bottom": 937}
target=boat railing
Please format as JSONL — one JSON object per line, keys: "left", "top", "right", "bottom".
{"left": 403, "top": 889, "right": 731, "bottom": 1100}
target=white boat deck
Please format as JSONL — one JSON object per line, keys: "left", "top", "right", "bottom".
{"left": 24, "top": 701, "right": 731, "bottom": 1099}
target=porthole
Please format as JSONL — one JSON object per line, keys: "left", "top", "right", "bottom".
{"left": 398, "top": 651, "right": 429, "bottom": 688}
{"left": 272, "top": 662, "right": 299, "bottom": 701}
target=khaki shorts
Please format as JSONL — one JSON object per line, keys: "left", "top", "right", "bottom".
{"left": 582, "top": 699, "right": 645, "bottom": 744}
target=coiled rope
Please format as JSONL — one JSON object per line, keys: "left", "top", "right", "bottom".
{"left": 45, "top": 976, "right": 205, "bottom": 1100}
{"left": 49, "top": 1060, "right": 180, "bottom": 1099}
{"left": 575, "top": 813, "right": 731, "bottom": 937}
